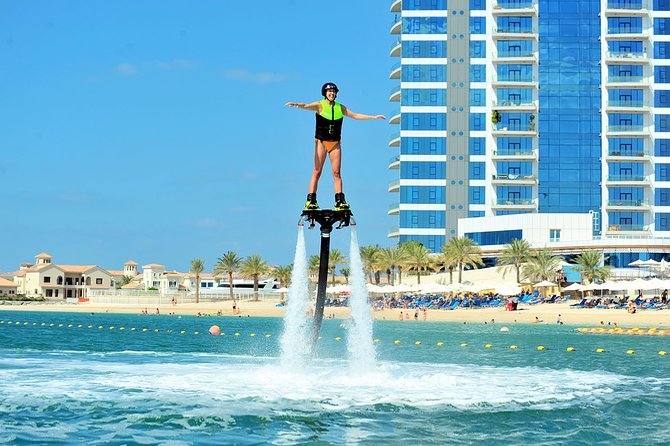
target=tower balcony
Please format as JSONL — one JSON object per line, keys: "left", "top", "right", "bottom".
{"left": 492, "top": 51, "right": 537, "bottom": 64}
{"left": 605, "top": 28, "right": 649, "bottom": 40}
{"left": 389, "top": 108, "right": 401, "bottom": 125}
{"left": 492, "top": 198, "right": 538, "bottom": 211}
{"left": 605, "top": 51, "right": 650, "bottom": 64}
{"left": 390, "top": 39, "right": 401, "bottom": 57}
{"left": 491, "top": 125, "right": 537, "bottom": 137}
{"left": 388, "top": 179, "right": 400, "bottom": 192}
{"left": 605, "top": 100, "right": 650, "bottom": 113}
{"left": 492, "top": 1, "right": 537, "bottom": 16}
{"left": 388, "top": 226, "right": 400, "bottom": 238}
{"left": 605, "top": 224, "right": 651, "bottom": 235}
{"left": 389, "top": 155, "right": 400, "bottom": 169}
{"left": 388, "top": 202, "right": 400, "bottom": 215}
{"left": 388, "top": 132, "right": 400, "bottom": 147}
{"left": 605, "top": 174, "right": 650, "bottom": 186}
{"left": 606, "top": 125, "right": 649, "bottom": 137}
{"left": 605, "top": 149, "right": 651, "bottom": 162}
{"left": 491, "top": 77, "right": 538, "bottom": 88}
{"left": 605, "top": 199, "right": 650, "bottom": 211}
{"left": 390, "top": 16, "right": 401, "bottom": 34}
{"left": 492, "top": 28, "right": 537, "bottom": 40}
{"left": 604, "top": 1, "right": 649, "bottom": 17}
{"left": 389, "top": 85, "right": 401, "bottom": 102}
{"left": 390, "top": 62, "right": 401, "bottom": 79}
{"left": 491, "top": 149, "right": 537, "bottom": 161}
{"left": 491, "top": 100, "right": 536, "bottom": 112}
{"left": 491, "top": 174, "right": 537, "bottom": 185}
{"left": 605, "top": 75, "right": 649, "bottom": 88}
{"left": 390, "top": 0, "right": 401, "bottom": 13}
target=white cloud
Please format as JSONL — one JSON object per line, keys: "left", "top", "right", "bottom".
{"left": 224, "top": 69, "right": 299, "bottom": 84}
{"left": 145, "top": 59, "right": 197, "bottom": 70}
{"left": 115, "top": 63, "right": 137, "bottom": 76}
{"left": 114, "top": 59, "right": 197, "bottom": 76}
{"left": 195, "top": 218, "right": 223, "bottom": 228}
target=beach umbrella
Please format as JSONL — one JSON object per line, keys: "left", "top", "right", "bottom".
{"left": 600, "top": 281, "right": 629, "bottom": 291}
{"left": 534, "top": 280, "right": 557, "bottom": 288}
{"left": 629, "top": 278, "right": 659, "bottom": 291}
{"left": 563, "top": 283, "right": 586, "bottom": 292}
{"left": 495, "top": 284, "right": 522, "bottom": 296}
{"left": 418, "top": 283, "right": 451, "bottom": 294}
{"left": 326, "top": 284, "right": 351, "bottom": 294}
{"left": 444, "top": 283, "right": 466, "bottom": 293}
{"left": 366, "top": 284, "right": 386, "bottom": 293}
{"left": 628, "top": 259, "right": 647, "bottom": 267}
{"left": 389, "top": 283, "right": 417, "bottom": 293}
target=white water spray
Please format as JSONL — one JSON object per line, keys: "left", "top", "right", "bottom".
{"left": 346, "top": 227, "right": 376, "bottom": 371}
{"left": 279, "top": 226, "right": 312, "bottom": 368}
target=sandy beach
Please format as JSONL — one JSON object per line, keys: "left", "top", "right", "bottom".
{"left": 1, "top": 299, "right": 669, "bottom": 329}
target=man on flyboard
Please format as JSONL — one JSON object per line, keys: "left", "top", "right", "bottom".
{"left": 286, "top": 82, "right": 386, "bottom": 211}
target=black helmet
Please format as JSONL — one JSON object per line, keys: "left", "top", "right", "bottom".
{"left": 321, "top": 82, "right": 339, "bottom": 97}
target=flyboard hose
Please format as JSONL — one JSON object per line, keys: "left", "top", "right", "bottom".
{"left": 298, "top": 209, "right": 354, "bottom": 355}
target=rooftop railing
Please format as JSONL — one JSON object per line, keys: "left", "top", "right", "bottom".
{"left": 607, "top": 149, "right": 649, "bottom": 157}
{"left": 606, "top": 51, "right": 648, "bottom": 60}
{"left": 606, "top": 1, "right": 646, "bottom": 10}
{"left": 607, "top": 125, "right": 645, "bottom": 132}
{"left": 607, "top": 199, "right": 649, "bottom": 207}
{"left": 607, "top": 75, "right": 645, "bottom": 83}
{"left": 494, "top": 1, "right": 534, "bottom": 9}
{"left": 607, "top": 174, "right": 647, "bottom": 182}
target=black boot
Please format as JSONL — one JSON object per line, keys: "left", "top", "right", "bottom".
{"left": 305, "top": 193, "right": 319, "bottom": 210}
{"left": 334, "top": 193, "right": 350, "bottom": 211}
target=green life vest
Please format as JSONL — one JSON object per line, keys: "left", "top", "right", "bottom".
{"left": 315, "top": 99, "right": 344, "bottom": 141}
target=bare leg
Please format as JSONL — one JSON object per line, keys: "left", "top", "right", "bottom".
{"left": 329, "top": 143, "right": 342, "bottom": 194}
{"left": 309, "top": 140, "right": 328, "bottom": 194}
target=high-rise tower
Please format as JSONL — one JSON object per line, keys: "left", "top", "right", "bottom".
{"left": 389, "top": 0, "right": 669, "bottom": 267}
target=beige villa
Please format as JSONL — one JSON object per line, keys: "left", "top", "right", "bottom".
{"left": 13, "top": 253, "right": 117, "bottom": 299}
{"left": 0, "top": 277, "right": 18, "bottom": 296}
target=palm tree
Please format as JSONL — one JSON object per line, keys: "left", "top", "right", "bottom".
{"left": 308, "top": 255, "right": 320, "bottom": 277}
{"left": 240, "top": 255, "right": 269, "bottom": 301}
{"left": 190, "top": 258, "right": 205, "bottom": 304}
{"left": 443, "top": 236, "right": 484, "bottom": 283}
{"left": 496, "top": 238, "right": 532, "bottom": 284}
{"left": 376, "top": 247, "right": 410, "bottom": 285}
{"left": 214, "top": 251, "right": 243, "bottom": 309}
{"left": 328, "top": 249, "right": 347, "bottom": 284}
{"left": 115, "top": 275, "right": 134, "bottom": 289}
{"left": 521, "top": 249, "right": 564, "bottom": 283}
{"left": 400, "top": 240, "right": 432, "bottom": 284}
{"left": 359, "top": 245, "right": 382, "bottom": 283}
{"left": 340, "top": 267, "right": 350, "bottom": 284}
{"left": 437, "top": 246, "right": 459, "bottom": 284}
{"left": 273, "top": 264, "right": 293, "bottom": 288}
{"left": 573, "top": 250, "right": 611, "bottom": 284}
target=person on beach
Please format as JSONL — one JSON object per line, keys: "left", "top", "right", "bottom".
{"left": 286, "top": 82, "right": 386, "bottom": 211}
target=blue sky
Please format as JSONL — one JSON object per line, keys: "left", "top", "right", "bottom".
{"left": 0, "top": 1, "right": 396, "bottom": 273}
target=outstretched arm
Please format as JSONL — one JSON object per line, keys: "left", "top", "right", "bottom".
{"left": 285, "top": 101, "right": 321, "bottom": 112}
{"left": 341, "top": 104, "right": 386, "bottom": 121}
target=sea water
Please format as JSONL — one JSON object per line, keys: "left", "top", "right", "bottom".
{"left": 1, "top": 312, "right": 670, "bottom": 445}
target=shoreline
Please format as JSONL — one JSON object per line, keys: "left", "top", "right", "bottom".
{"left": 1, "top": 300, "right": 669, "bottom": 328}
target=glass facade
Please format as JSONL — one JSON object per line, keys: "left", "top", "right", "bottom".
{"left": 388, "top": 0, "right": 667, "bottom": 253}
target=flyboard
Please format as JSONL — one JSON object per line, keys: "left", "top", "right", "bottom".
{"left": 298, "top": 208, "right": 354, "bottom": 353}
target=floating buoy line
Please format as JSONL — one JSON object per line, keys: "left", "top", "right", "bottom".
{"left": 0, "top": 319, "right": 668, "bottom": 356}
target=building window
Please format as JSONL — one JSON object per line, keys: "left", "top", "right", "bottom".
{"left": 95, "top": 278, "right": 103, "bottom": 285}
{"left": 550, "top": 229, "right": 561, "bottom": 242}
{"left": 44, "top": 276, "right": 51, "bottom": 283}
